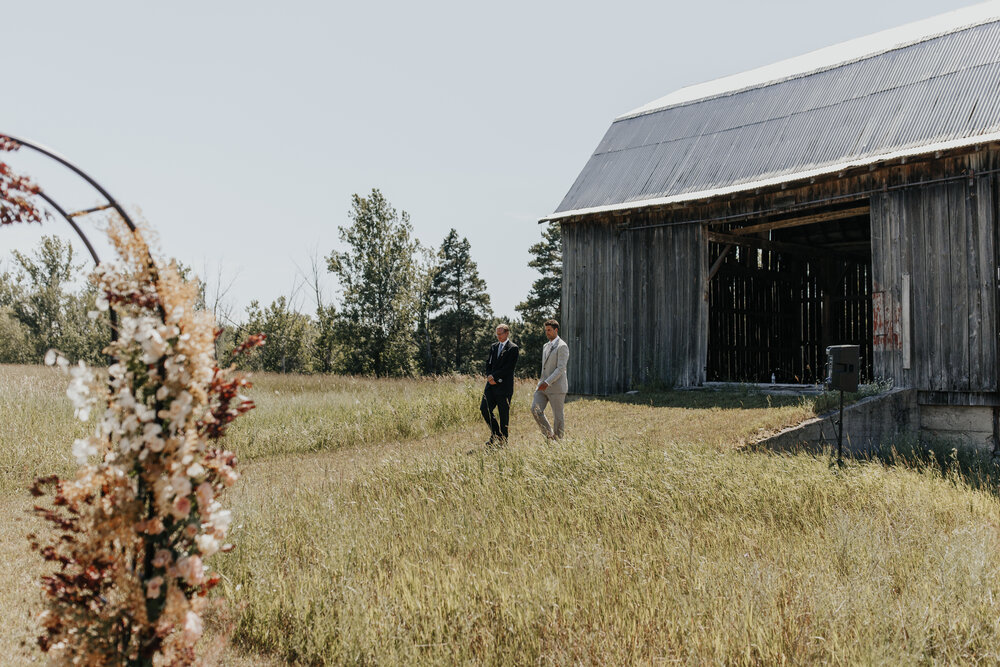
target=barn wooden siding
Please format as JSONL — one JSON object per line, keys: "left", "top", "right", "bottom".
{"left": 870, "top": 152, "right": 998, "bottom": 396}
{"left": 561, "top": 211, "right": 706, "bottom": 394}
{"left": 561, "top": 145, "right": 1000, "bottom": 398}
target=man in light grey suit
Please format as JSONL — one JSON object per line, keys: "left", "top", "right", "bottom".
{"left": 531, "top": 318, "right": 569, "bottom": 440}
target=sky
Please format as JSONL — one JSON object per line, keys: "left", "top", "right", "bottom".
{"left": 0, "top": 0, "right": 982, "bottom": 321}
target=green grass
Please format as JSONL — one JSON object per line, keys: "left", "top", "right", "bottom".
{"left": 0, "top": 364, "right": 82, "bottom": 495}
{"left": 3, "top": 364, "right": 1000, "bottom": 664}
{"left": 226, "top": 374, "right": 485, "bottom": 461}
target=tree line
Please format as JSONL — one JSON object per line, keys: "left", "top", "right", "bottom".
{"left": 0, "top": 189, "right": 562, "bottom": 377}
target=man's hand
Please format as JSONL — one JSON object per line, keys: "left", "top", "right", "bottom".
{"left": 538, "top": 381, "right": 549, "bottom": 391}
{"left": 487, "top": 375, "right": 497, "bottom": 385}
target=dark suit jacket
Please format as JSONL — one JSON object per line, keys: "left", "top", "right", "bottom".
{"left": 484, "top": 340, "right": 519, "bottom": 397}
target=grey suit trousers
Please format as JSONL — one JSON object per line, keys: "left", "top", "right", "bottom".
{"left": 531, "top": 389, "right": 566, "bottom": 439}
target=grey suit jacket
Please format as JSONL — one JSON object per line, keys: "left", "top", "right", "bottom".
{"left": 538, "top": 337, "right": 569, "bottom": 394}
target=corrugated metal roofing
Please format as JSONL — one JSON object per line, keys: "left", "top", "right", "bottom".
{"left": 549, "top": 16, "right": 1000, "bottom": 220}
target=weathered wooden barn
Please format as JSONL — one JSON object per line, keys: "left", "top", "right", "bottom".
{"left": 544, "top": 6, "right": 1000, "bottom": 446}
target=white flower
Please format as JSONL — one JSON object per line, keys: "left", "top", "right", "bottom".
{"left": 65, "top": 362, "right": 96, "bottom": 421}
{"left": 95, "top": 293, "right": 109, "bottom": 311}
{"left": 44, "top": 349, "right": 58, "bottom": 366}
{"left": 220, "top": 467, "right": 239, "bottom": 487}
{"left": 71, "top": 438, "right": 98, "bottom": 464}
{"left": 142, "top": 422, "right": 163, "bottom": 443}
{"left": 141, "top": 326, "right": 169, "bottom": 364}
{"left": 182, "top": 610, "right": 203, "bottom": 643}
{"left": 210, "top": 509, "right": 233, "bottom": 533}
{"left": 135, "top": 403, "right": 156, "bottom": 423}
{"left": 174, "top": 555, "right": 205, "bottom": 586}
{"left": 170, "top": 474, "right": 192, "bottom": 499}
{"left": 196, "top": 533, "right": 220, "bottom": 557}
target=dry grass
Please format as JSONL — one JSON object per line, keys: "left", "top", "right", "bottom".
{"left": 3, "top": 365, "right": 1000, "bottom": 664}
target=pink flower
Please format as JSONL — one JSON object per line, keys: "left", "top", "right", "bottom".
{"left": 151, "top": 549, "right": 173, "bottom": 568}
{"left": 220, "top": 467, "right": 238, "bottom": 487}
{"left": 174, "top": 555, "right": 205, "bottom": 586}
{"left": 172, "top": 495, "right": 192, "bottom": 519}
{"left": 145, "top": 576, "right": 164, "bottom": 599}
{"left": 196, "top": 482, "right": 214, "bottom": 511}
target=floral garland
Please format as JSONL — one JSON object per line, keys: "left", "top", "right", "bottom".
{"left": 25, "top": 218, "right": 263, "bottom": 664}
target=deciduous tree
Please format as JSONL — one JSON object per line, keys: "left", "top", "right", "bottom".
{"left": 241, "top": 296, "right": 315, "bottom": 374}
{"left": 327, "top": 189, "right": 418, "bottom": 377}
{"left": 3, "top": 235, "right": 109, "bottom": 363}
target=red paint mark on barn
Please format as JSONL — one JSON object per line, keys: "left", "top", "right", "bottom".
{"left": 872, "top": 286, "right": 901, "bottom": 350}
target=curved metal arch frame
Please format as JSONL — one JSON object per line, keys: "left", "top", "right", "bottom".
{"left": 1, "top": 134, "right": 163, "bottom": 348}
{"left": 1, "top": 133, "right": 139, "bottom": 267}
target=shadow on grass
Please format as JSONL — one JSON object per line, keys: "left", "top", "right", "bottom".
{"left": 579, "top": 383, "right": 891, "bottom": 414}
{"left": 750, "top": 432, "right": 1000, "bottom": 498}
{"left": 576, "top": 387, "right": 812, "bottom": 411}
{"left": 861, "top": 437, "right": 1000, "bottom": 497}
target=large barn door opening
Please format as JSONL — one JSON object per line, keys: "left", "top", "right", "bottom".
{"left": 706, "top": 203, "right": 874, "bottom": 384}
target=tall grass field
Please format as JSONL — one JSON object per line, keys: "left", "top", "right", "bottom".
{"left": 3, "top": 363, "right": 1000, "bottom": 664}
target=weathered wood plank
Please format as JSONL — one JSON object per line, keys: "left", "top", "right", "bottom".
{"left": 976, "top": 173, "right": 997, "bottom": 390}
{"left": 947, "top": 181, "right": 969, "bottom": 390}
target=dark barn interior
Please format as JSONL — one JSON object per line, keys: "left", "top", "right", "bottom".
{"left": 706, "top": 203, "right": 874, "bottom": 384}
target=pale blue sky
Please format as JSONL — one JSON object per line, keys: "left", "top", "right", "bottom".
{"left": 0, "top": 0, "right": 978, "bottom": 320}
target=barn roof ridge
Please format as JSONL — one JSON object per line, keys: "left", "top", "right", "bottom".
{"left": 620, "top": 1, "right": 1000, "bottom": 121}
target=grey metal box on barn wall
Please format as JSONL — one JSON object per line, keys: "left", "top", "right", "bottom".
{"left": 826, "top": 346, "right": 860, "bottom": 393}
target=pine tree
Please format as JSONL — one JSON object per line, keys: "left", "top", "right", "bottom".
{"left": 428, "top": 229, "right": 492, "bottom": 373}
{"left": 516, "top": 223, "right": 562, "bottom": 321}
{"left": 413, "top": 246, "right": 438, "bottom": 374}
{"left": 516, "top": 223, "right": 562, "bottom": 372}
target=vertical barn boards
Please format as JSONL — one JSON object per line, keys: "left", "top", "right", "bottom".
{"left": 561, "top": 211, "right": 707, "bottom": 395}
{"left": 870, "top": 150, "right": 999, "bottom": 397}
{"left": 559, "top": 145, "right": 1000, "bottom": 398}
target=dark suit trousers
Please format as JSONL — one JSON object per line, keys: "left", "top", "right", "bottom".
{"left": 480, "top": 387, "right": 511, "bottom": 440}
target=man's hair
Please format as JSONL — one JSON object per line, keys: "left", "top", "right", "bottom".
{"left": 496, "top": 323, "right": 510, "bottom": 334}
{"left": 544, "top": 318, "right": 559, "bottom": 330}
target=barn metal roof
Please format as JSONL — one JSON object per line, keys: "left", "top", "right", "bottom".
{"left": 546, "top": 4, "right": 1000, "bottom": 221}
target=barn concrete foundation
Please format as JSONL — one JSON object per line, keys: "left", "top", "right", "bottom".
{"left": 755, "top": 388, "right": 920, "bottom": 455}
{"left": 919, "top": 405, "right": 998, "bottom": 453}
{"left": 755, "top": 390, "right": 1000, "bottom": 455}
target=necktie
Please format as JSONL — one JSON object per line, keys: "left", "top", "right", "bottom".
{"left": 497, "top": 343, "right": 503, "bottom": 357}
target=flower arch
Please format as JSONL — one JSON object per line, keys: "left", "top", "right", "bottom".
{"left": 1, "top": 135, "right": 261, "bottom": 665}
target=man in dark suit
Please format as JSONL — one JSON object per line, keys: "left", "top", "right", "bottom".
{"left": 481, "top": 323, "right": 519, "bottom": 445}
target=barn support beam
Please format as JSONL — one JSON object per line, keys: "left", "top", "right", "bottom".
{"left": 708, "top": 243, "right": 734, "bottom": 280}
{"left": 726, "top": 205, "right": 871, "bottom": 236}
{"left": 707, "top": 231, "right": 867, "bottom": 263}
